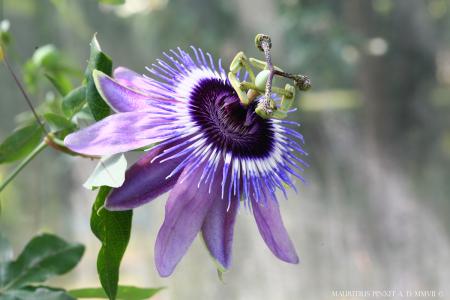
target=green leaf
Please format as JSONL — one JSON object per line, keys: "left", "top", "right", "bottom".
{"left": 32, "top": 45, "right": 61, "bottom": 70}
{"left": 97, "top": 0, "right": 125, "bottom": 5}
{"left": 43, "top": 113, "right": 75, "bottom": 133}
{"left": 83, "top": 154, "right": 127, "bottom": 190}
{"left": 85, "top": 34, "right": 112, "bottom": 121}
{"left": 68, "top": 286, "right": 164, "bottom": 300}
{"left": 91, "top": 187, "right": 132, "bottom": 300}
{"left": 0, "top": 124, "right": 44, "bottom": 164}
{"left": 0, "top": 286, "right": 75, "bottom": 300}
{"left": 62, "top": 86, "right": 86, "bottom": 118}
{"left": 0, "top": 234, "right": 84, "bottom": 290}
{"left": 45, "top": 73, "right": 73, "bottom": 96}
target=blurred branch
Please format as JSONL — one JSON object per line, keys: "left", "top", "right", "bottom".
{"left": 2, "top": 51, "right": 48, "bottom": 134}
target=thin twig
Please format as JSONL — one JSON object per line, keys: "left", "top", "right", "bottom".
{"left": 2, "top": 52, "right": 48, "bottom": 134}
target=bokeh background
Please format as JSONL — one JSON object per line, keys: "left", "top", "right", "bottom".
{"left": 1, "top": 0, "right": 450, "bottom": 299}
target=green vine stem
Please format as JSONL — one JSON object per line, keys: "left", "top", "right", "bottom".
{"left": 0, "top": 134, "right": 99, "bottom": 194}
{"left": 0, "top": 141, "right": 47, "bottom": 193}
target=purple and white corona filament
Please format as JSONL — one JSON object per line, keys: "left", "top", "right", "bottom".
{"left": 65, "top": 46, "right": 308, "bottom": 277}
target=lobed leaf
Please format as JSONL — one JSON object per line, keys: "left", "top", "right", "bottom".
{"left": 0, "top": 124, "right": 44, "bottom": 164}
{"left": 0, "top": 234, "right": 84, "bottom": 290}
{"left": 91, "top": 187, "right": 132, "bottom": 300}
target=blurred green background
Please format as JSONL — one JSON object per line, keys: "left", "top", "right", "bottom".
{"left": 1, "top": 0, "right": 449, "bottom": 299}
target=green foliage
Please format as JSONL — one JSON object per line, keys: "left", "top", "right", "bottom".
{"left": 23, "top": 45, "right": 75, "bottom": 95}
{"left": 0, "top": 234, "right": 84, "bottom": 299}
{"left": 0, "top": 233, "right": 161, "bottom": 300}
{"left": 85, "top": 35, "right": 112, "bottom": 121}
{"left": 82, "top": 36, "right": 146, "bottom": 300}
{"left": 32, "top": 45, "right": 61, "bottom": 70}
{"left": 1, "top": 27, "right": 161, "bottom": 299}
{"left": 91, "top": 187, "right": 133, "bottom": 300}
{"left": 45, "top": 73, "right": 73, "bottom": 96}
{"left": 68, "top": 286, "right": 164, "bottom": 300}
{"left": 0, "top": 286, "right": 75, "bottom": 300}
{"left": 62, "top": 86, "right": 87, "bottom": 118}
{"left": 0, "top": 142, "right": 48, "bottom": 194}
{"left": 43, "top": 113, "right": 76, "bottom": 133}
{"left": 0, "top": 234, "right": 84, "bottom": 289}
{"left": 0, "top": 123, "right": 44, "bottom": 164}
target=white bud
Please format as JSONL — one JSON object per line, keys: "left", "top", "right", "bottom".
{"left": 255, "top": 70, "right": 271, "bottom": 91}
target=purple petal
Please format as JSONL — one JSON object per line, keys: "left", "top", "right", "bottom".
{"left": 201, "top": 194, "right": 239, "bottom": 269}
{"left": 114, "top": 67, "right": 171, "bottom": 99}
{"left": 155, "top": 164, "right": 220, "bottom": 277}
{"left": 93, "top": 70, "right": 152, "bottom": 112}
{"left": 64, "top": 112, "right": 160, "bottom": 156}
{"left": 251, "top": 188, "right": 299, "bottom": 264}
{"left": 105, "top": 144, "right": 184, "bottom": 210}
{"left": 113, "top": 66, "right": 149, "bottom": 90}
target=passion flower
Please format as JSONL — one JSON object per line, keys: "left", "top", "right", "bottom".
{"left": 65, "top": 45, "right": 308, "bottom": 277}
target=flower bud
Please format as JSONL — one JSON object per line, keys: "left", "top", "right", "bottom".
{"left": 255, "top": 69, "right": 271, "bottom": 90}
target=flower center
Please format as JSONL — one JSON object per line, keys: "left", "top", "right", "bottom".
{"left": 189, "top": 78, "right": 274, "bottom": 158}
